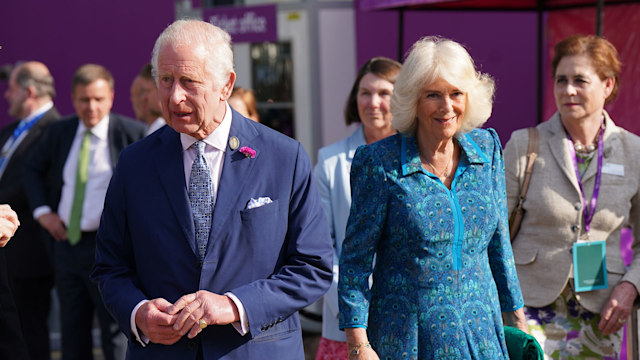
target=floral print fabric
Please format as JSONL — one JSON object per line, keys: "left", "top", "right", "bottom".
{"left": 525, "top": 286, "right": 622, "bottom": 359}
{"left": 338, "top": 129, "right": 524, "bottom": 359}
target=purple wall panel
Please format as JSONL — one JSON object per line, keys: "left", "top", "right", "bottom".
{"left": 0, "top": 0, "right": 175, "bottom": 127}
{"left": 355, "top": 1, "right": 400, "bottom": 69}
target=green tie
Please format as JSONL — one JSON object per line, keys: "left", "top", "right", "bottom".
{"left": 67, "top": 131, "right": 91, "bottom": 245}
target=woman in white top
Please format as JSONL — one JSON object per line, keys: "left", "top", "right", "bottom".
{"left": 313, "top": 57, "right": 401, "bottom": 360}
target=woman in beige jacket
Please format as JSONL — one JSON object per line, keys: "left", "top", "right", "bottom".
{"left": 505, "top": 35, "right": 640, "bottom": 359}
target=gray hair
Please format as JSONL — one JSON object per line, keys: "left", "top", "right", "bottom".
{"left": 391, "top": 36, "right": 495, "bottom": 134}
{"left": 151, "top": 19, "right": 234, "bottom": 90}
{"left": 14, "top": 62, "right": 56, "bottom": 99}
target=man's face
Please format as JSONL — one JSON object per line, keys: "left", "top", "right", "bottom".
{"left": 156, "top": 44, "right": 234, "bottom": 139}
{"left": 4, "top": 69, "right": 28, "bottom": 119}
{"left": 140, "top": 77, "right": 162, "bottom": 121}
{"left": 130, "top": 76, "right": 146, "bottom": 121}
{"left": 72, "top": 78, "right": 114, "bottom": 128}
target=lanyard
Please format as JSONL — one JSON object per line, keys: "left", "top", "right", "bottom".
{"left": 1, "top": 112, "right": 46, "bottom": 159}
{"left": 12, "top": 112, "right": 45, "bottom": 140}
{"left": 565, "top": 121, "right": 604, "bottom": 234}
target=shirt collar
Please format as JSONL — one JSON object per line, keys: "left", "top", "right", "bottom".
{"left": 346, "top": 126, "right": 366, "bottom": 160}
{"left": 400, "top": 132, "right": 488, "bottom": 177}
{"left": 23, "top": 101, "right": 53, "bottom": 123}
{"left": 78, "top": 114, "right": 109, "bottom": 140}
{"left": 180, "top": 102, "right": 233, "bottom": 152}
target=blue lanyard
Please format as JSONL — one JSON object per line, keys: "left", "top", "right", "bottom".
{"left": 12, "top": 112, "right": 45, "bottom": 141}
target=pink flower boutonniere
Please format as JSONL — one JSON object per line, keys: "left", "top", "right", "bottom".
{"left": 239, "top": 146, "right": 256, "bottom": 158}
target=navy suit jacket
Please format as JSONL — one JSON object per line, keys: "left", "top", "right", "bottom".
{"left": 23, "top": 113, "right": 146, "bottom": 218}
{"left": 92, "top": 110, "right": 332, "bottom": 359}
{"left": 0, "top": 107, "right": 59, "bottom": 278}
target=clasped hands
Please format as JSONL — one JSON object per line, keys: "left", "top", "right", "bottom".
{"left": 135, "top": 290, "right": 240, "bottom": 345}
{"left": 0, "top": 204, "right": 19, "bottom": 247}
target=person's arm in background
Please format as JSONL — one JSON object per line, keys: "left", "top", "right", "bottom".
{"left": 22, "top": 123, "right": 67, "bottom": 241}
{"left": 313, "top": 150, "right": 341, "bottom": 321}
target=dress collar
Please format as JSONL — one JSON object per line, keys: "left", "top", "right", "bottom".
{"left": 400, "top": 132, "right": 489, "bottom": 177}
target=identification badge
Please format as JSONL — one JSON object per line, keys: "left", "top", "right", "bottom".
{"left": 573, "top": 241, "right": 608, "bottom": 292}
{"left": 602, "top": 163, "right": 624, "bottom": 176}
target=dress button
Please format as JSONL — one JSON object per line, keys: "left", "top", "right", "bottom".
{"left": 571, "top": 224, "right": 580, "bottom": 232}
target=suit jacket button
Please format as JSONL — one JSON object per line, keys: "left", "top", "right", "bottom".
{"left": 571, "top": 224, "right": 580, "bottom": 232}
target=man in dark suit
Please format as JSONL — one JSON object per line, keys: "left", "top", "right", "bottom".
{"left": 24, "top": 64, "right": 146, "bottom": 360}
{"left": 92, "top": 20, "right": 332, "bottom": 359}
{"left": 1, "top": 61, "right": 59, "bottom": 359}
{"left": 0, "top": 203, "right": 29, "bottom": 360}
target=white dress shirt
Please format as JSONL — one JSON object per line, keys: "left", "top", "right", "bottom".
{"left": 145, "top": 117, "right": 166, "bottom": 136}
{"left": 131, "top": 103, "right": 249, "bottom": 346}
{"left": 33, "top": 115, "right": 113, "bottom": 232}
{"left": 0, "top": 101, "right": 53, "bottom": 179}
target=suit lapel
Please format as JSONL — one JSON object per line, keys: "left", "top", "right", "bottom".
{"left": 155, "top": 129, "right": 196, "bottom": 254}
{"left": 107, "top": 114, "right": 122, "bottom": 167}
{"left": 207, "top": 113, "right": 259, "bottom": 252}
{"left": 547, "top": 115, "right": 581, "bottom": 194}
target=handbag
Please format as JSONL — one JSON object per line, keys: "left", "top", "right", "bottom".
{"left": 508, "top": 127, "right": 538, "bottom": 242}
{"left": 503, "top": 326, "right": 544, "bottom": 360}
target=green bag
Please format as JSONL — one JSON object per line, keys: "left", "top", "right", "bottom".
{"left": 503, "top": 326, "right": 544, "bottom": 360}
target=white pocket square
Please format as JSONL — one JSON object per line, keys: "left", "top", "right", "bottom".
{"left": 246, "top": 197, "right": 273, "bottom": 210}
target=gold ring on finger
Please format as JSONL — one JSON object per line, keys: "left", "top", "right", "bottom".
{"left": 199, "top": 319, "right": 207, "bottom": 329}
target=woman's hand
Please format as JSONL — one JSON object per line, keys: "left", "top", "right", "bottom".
{"left": 599, "top": 281, "right": 638, "bottom": 335}
{"left": 345, "top": 328, "right": 380, "bottom": 360}
{"left": 503, "top": 308, "right": 528, "bottom": 333}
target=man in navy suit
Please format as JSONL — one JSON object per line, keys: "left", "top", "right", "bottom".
{"left": 92, "top": 20, "right": 332, "bottom": 359}
{"left": 24, "top": 64, "right": 146, "bottom": 360}
{"left": 1, "top": 61, "right": 59, "bottom": 359}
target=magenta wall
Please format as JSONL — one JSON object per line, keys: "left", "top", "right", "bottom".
{"left": 0, "top": 0, "right": 175, "bottom": 127}
{"left": 356, "top": 6, "right": 540, "bottom": 144}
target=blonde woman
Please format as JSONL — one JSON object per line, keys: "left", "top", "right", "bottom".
{"left": 338, "top": 37, "right": 526, "bottom": 359}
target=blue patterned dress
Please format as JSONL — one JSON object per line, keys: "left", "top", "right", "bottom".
{"left": 338, "top": 128, "right": 524, "bottom": 359}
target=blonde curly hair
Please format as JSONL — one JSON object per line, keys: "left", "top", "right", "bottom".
{"left": 391, "top": 36, "right": 495, "bottom": 134}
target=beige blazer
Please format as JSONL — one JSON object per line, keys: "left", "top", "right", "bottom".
{"left": 504, "top": 112, "right": 640, "bottom": 313}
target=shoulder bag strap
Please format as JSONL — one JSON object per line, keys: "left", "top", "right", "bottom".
{"left": 509, "top": 127, "right": 538, "bottom": 242}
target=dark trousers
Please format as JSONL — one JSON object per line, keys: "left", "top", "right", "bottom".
{"left": 0, "top": 249, "right": 29, "bottom": 360}
{"left": 9, "top": 275, "right": 54, "bottom": 360}
{"left": 55, "top": 232, "right": 124, "bottom": 360}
